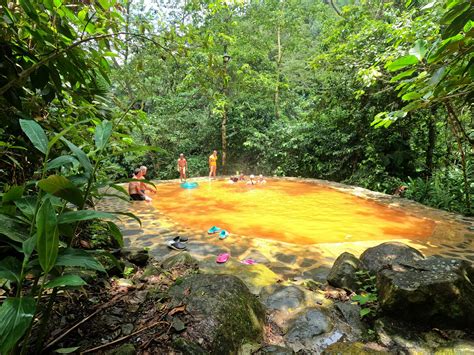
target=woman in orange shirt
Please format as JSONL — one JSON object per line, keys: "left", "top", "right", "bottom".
{"left": 209, "top": 150, "right": 218, "bottom": 179}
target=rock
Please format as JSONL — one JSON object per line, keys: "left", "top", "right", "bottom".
{"left": 101, "top": 314, "right": 122, "bottom": 330}
{"left": 168, "top": 274, "right": 266, "bottom": 354}
{"left": 284, "top": 308, "right": 333, "bottom": 353}
{"left": 171, "top": 317, "right": 186, "bottom": 332}
{"left": 142, "top": 263, "right": 162, "bottom": 278}
{"left": 115, "top": 278, "right": 134, "bottom": 288}
{"left": 334, "top": 302, "right": 366, "bottom": 336}
{"left": 377, "top": 257, "right": 474, "bottom": 327}
{"left": 260, "top": 284, "right": 328, "bottom": 332}
{"left": 327, "top": 252, "right": 363, "bottom": 291}
{"left": 161, "top": 252, "right": 198, "bottom": 270}
{"left": 122, "top": 247, "right": 149, "bottom": 267}
{"left": 199, "top": 258, "right": 279, "bottom": 294}
{"left": 120, "top": 323, "right": 134, "bottom": 336}
{"left": 262, "top": 285, "right": 305, "bottom": 311}
{"left": 360, "top": 242, "right": 424, "bottom": 273}
{"left": 172, "top": 337, "right": 207, "bottom": 354}
{"left": 255, "top": 345, "right": 295, "bottom": 354}
{"left": 108, "top": 343, "right": 136, "bottom": 355}
{"left": 322, "top": 341, "right": 388, "bottom": 354}
{"left": 374, "top": 317, "right": 450, "bottom": 353}
{"left": 435, "top": 340, "right": 474, "bottom": 354}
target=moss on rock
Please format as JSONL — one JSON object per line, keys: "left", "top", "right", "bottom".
{"left": 168, "top": 274, "right": 266, "bottom": 354}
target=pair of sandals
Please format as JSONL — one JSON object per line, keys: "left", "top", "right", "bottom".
{"left": 167, "top": 236, "right": 189, "bottom": 250}
{"left": 208, "top": 226, "right": 229, "bottom": 239}
{"left": 216, "top": 253, "right": 256, "bottom": 265}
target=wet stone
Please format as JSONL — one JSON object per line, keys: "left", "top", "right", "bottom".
{"left": 275, "top": 253, "right": 297, "bottom": 265}
{"left": 262, "top": 285, "right": 305, "bottom": 311}
{"left": 302, "top": 267, "right": 330, "bottom": 282}
{"left": 122, "top": 229, "right": 143, "bottom": 237}
{"left": 300, "top": 258, "right": 316, "bottom": 268}
{"left": 284, "top": 309, "right": 332, "bottom": 352}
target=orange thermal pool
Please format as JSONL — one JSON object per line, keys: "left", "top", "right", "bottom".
{"left": 152, "top": 180, "right": 435, "bottom": 245}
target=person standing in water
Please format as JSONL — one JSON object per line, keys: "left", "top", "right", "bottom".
{"left": 177, "top": 153, "right": 188, "bottom": 182}
{"left": 209, "top": 150, "right": 218, "bottom": 180}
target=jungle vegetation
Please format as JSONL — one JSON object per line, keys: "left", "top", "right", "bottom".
{"left": 0, "top": 0, "right": 472, "bottom": 351}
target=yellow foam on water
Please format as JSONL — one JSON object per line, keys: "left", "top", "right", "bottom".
{"left": 152, "top": 180, "right": 434, "bottom": 245}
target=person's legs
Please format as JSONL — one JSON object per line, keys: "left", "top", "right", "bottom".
{"left": 182, "top": 167, "right": 186, "bottom": 181}
{"left": 130, "top": 194, "right": 145, "bottom": 201}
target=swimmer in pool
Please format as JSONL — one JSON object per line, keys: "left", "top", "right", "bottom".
{"left": 129, "top": 168, "right": 150, "bottom": 201}
{"left": 246, "top": 174, "right": 256, "bottom": 185}
{"left": 138, "top": 165, "right": 156, "bottom": 200}
{"left": 257, "top": 174, "right": 267, "bottom": 184}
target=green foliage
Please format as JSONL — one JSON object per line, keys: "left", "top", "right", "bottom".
{"left": 352, "top": 270, "right": 378, "bottom": 319}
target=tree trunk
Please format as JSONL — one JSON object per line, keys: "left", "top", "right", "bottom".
{"left": 124, "top": 0, "right": 131, "bottom": 65}
{"left": 222, "top": 106, "right": 227, "bottom": 173}
{"left": 425, "top": 107, "right": 436, "bottom": 177}
{"left": 445, "top": 103, "right": 471, "bottom": 214}
{"left": 274, "top": 24, "right": 282, "bottom": 120}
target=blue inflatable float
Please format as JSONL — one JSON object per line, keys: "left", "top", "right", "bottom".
{"left": 180, "top": 182, "right": 199, "bottom": 189}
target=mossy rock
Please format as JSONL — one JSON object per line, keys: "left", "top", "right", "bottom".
{"left": 199, "top": 258, "right": 280, "bottom": 294}
{"left": 168, "top": 274, "right": 266, "bottom": 354}
{"left": 323, "top": 341, "right": 387, "bottom": 354}
{"left": 161, "top": 252, "right": 198, "bottom": 270}
{"left": 107, "top": 343, "right": 136, "bottom": 355}
{"left": 327, "top": 252, "right": 363, "bottom": 291}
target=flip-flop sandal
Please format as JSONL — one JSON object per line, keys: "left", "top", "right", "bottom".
{"left": 219, "top": 230, "right": 229, "bottom": 239}
{"left": 208, "top": 226, "right": 221, "bottom": 234}
{"left": 172, "top": 236, "right": 189, "bottom": 243}
{"left": 216, "top": 253, "right": 230, "bottom": 264}
{"left": 167, "top": 240, "right": 187, "bottom": 250}
{"left": 240, "top": 259, "right": 256, "bottom": 265}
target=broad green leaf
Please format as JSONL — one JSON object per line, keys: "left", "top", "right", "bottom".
{"left": 0, "top": 297, "right": 36, "bottom": 354}
{"left": 386, "top": 55, "right": 419, "bottom": 72}
{"left": 46, "top": 155, "right": 79, "bottom": 171}
{"left": 401, "top": 92, "right": 422, "bottom": 101}
{"left": 113, "top": 211, "right": 142, "bottom": 226}
{"left": 107, "top": 221, "right": 123, "bottom": 247}
{"left": 94, "top": 120, "right": 113, "bottom": 150}
{"left": 409, "top": 40, "right": 428, "bottom": 61}
{"left": 36, "top": 199, "right": 59, "bottom": 273}
{"left": 54, "top": 347, "right": 80, "bottom": 354}
{"left": 464, "top": 20, "right": 474, "bottom": 33}
{"left": 19, "top": 119, "right": 48, "bottom": 155}
{"left": 22, "top": 234, "right": 37, "bottom": 258}
{"left": 38, "top": 175, "right": 84, "bottom": 207}
{"left": 0, "top": 257, "right": 21, "bottom": 283}
{"left": 14, "top": 196, "right": 37, "bottom": 220}
{"left": 61, "top": 138, "right": 93, "bottom": 173}
{"left": 2, "top": 185, "right": 24, "bottom": 202}
{"left": 45, "top": 274, "right": 86, "bottom": 289}
{"left": 360, "top": 308, "right": 371, "bottom": 318}
{"left": 58, "top": 210, "right": 117, "bottom": 224}
{"left": 55, "top": 248, "right": 105, "bottom": 272}
{"left": 390, "top": 69, "right": 416, "bottom": 82}
{"left": 430, "top": 67, "right": 446, "bottom": 86}
{"left": 0, "top": 214, "right": 29, "bottom": 243}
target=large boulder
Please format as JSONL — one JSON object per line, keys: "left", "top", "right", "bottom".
{"left": 360, "top": 242, "right": 424, "bottom": 273}
{"left": 327, "top": 252, "right": 363, "bottom": 291}
{"left": 168, "top": 274, "right": 266, "bottom": 354}
{"left": 161, "top": 252, "right": 198, "bottom": 270}
{"left": 284, "top": 308, "right": 333, "bottom": 353}
{"left": 377, "top": 257, "right": 474, "bottom": 327}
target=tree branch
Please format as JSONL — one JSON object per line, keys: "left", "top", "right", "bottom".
{"left": 329, "top": 0, "right": 344, "bottom": 18}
